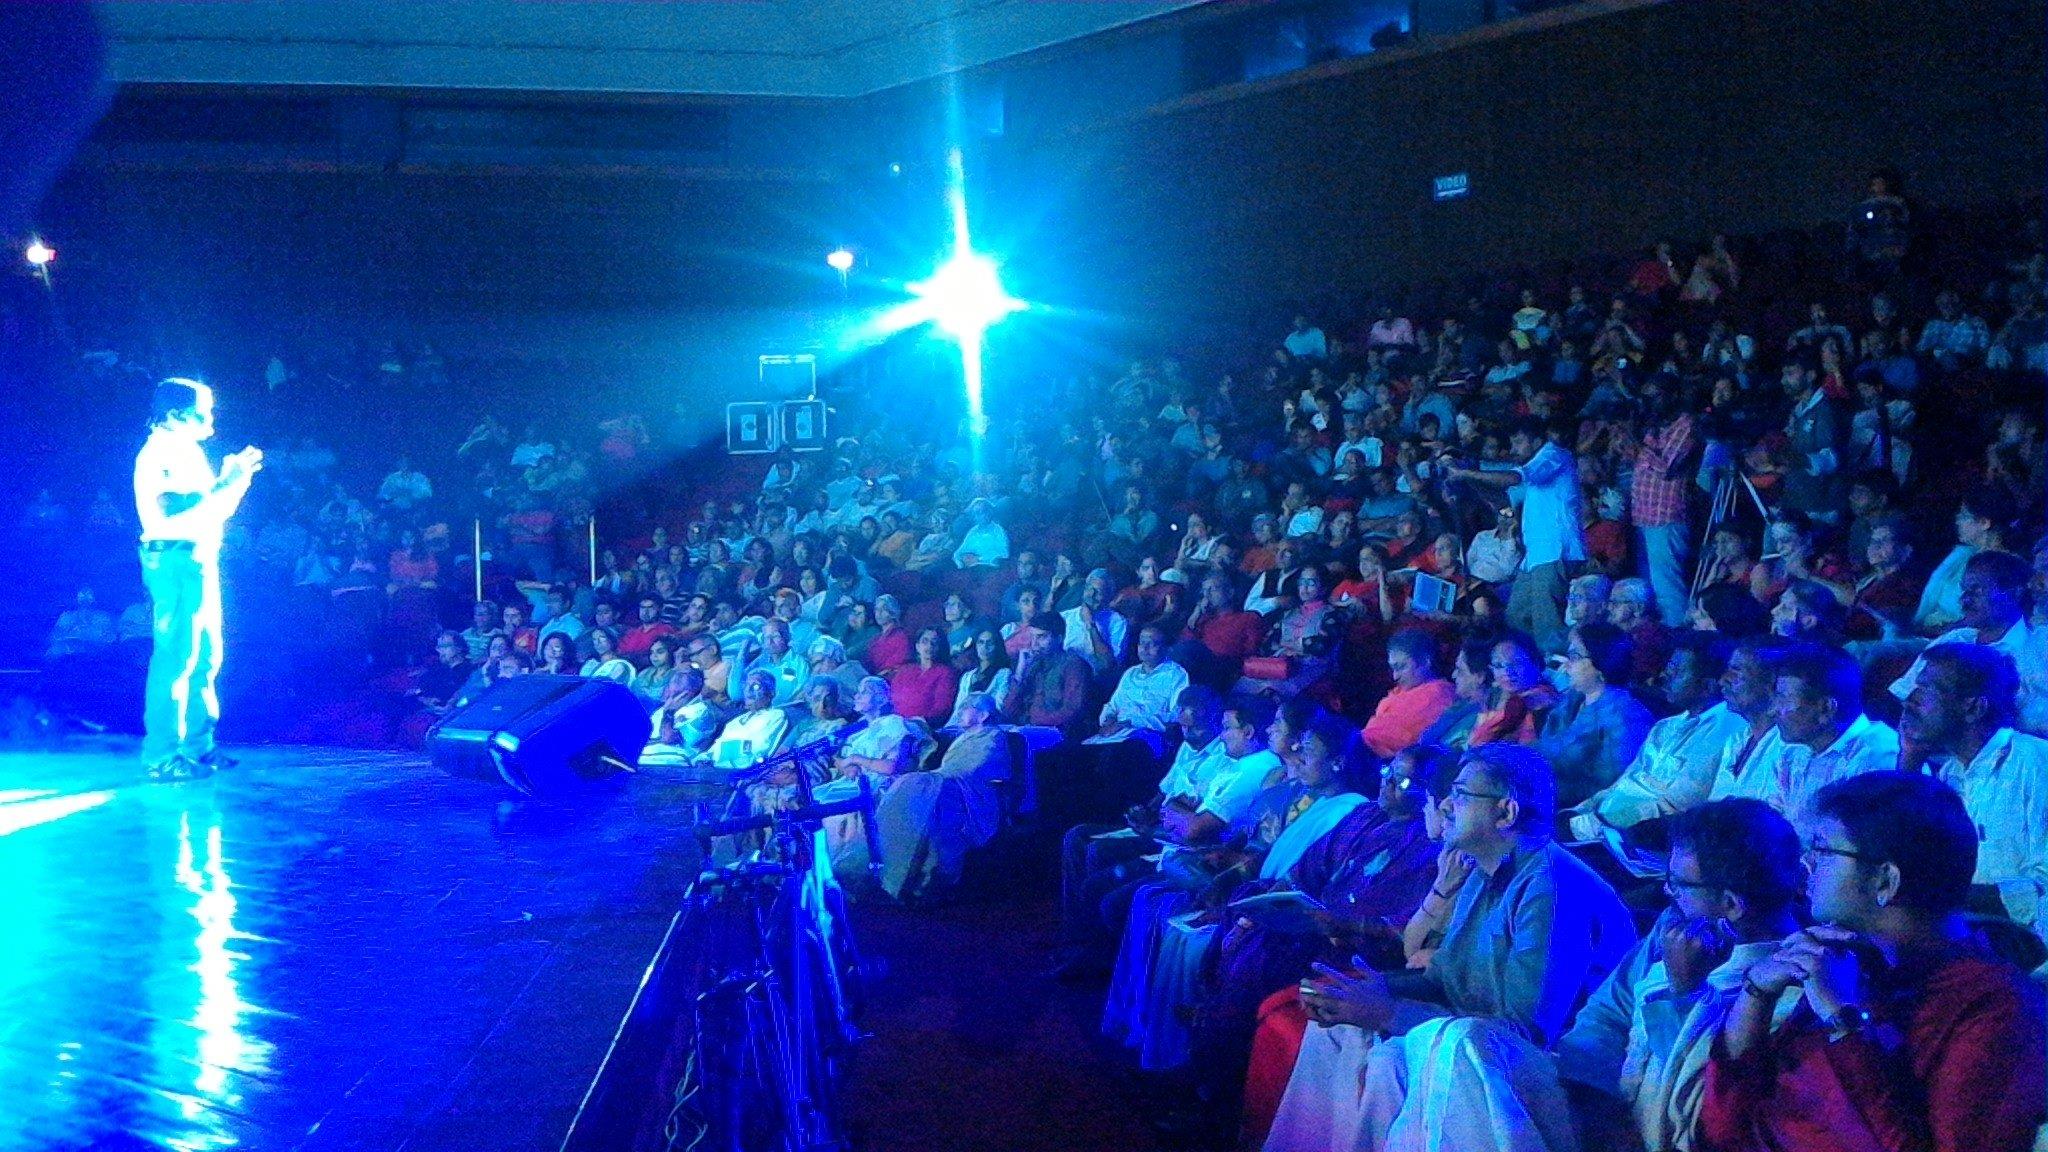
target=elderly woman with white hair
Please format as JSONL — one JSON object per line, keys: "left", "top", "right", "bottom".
{"left": 873, "top": 691, "right": 1014, "bottom": 902}
{"left": 748, "top": 676, "right": 852, "bottom": 814}
{"left": 1605, "top": 576, "right": 1672, "bottom": 684}
{"left": 819, "top": 676, "right": 922, "bottom": 876}
{"left": 806, "top": 633, "right": 868, "bottom": 696}
{"left": 835, "top": 676, "right": 915, "bottom": 780}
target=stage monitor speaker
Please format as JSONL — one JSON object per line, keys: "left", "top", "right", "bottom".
{"left": 428, "top": 675, "right": 651, "bottom": 797}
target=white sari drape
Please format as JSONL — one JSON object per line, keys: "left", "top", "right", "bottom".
{"left": 1107, "top": 793, "right": 1371, "bottom": 1073}
{"left": 1103, "top": 883, "right": 1197, "bottom": 1068}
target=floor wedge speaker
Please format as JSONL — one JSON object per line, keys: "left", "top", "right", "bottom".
{"left": 428, "top": 674, "right": 651, "bottom": 796}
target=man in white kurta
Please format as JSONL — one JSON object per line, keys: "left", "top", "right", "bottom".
{"left": 1087, "top": 628, "right": 1191, "bottom": 766}
{"left": 133, "top": 378, "right": 261, "bottom": 778}
{"left": 1899, "top": 643, "right": 2048, "bottom": 951}
{"left": 1889, "top": 551, "right": 2048, "bottom": 736}
{"left": 1267, "top": 745, "right": 1634, "bottom": 1152}
{"left": 1723, "top": 645, "right": 1896, "bottom": 819}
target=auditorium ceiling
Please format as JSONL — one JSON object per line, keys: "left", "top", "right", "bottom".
{"left": 97, "top": 0, "right": 1213, "bottom": 98}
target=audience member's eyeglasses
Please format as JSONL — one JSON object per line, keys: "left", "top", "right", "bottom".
{"left": 1449, "top": 785, "right": 1506, "bottom": 805}
{"left": 1802, "top": 841, "right": 1875, "bottom": 867}
{"left": 1662, "top": 873, "right": 1719, "bottom": 896}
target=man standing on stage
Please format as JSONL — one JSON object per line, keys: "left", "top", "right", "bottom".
{"left": 133, "top": 378, "right": 261, "bottom": 780}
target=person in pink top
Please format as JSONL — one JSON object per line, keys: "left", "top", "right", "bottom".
{"left": 887, "top": 627, "right": 960, "bottom": 725}
{"left": 1362, "top": 628, "right": 1457, "bottom": 758}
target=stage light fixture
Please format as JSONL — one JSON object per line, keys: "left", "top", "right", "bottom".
{"left": 826, "top": 248, "right": 855, "bottom": 273}
{"left": 24, "top": 238, "right": 54, "bottom": 268}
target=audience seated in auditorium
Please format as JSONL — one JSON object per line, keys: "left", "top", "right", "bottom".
{"left": 32, "top": 178, "right": 2048, "bottom": 1152}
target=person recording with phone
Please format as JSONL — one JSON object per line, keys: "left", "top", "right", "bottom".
{"left": 133, "top": 378, "right": 262, "bottom": 781}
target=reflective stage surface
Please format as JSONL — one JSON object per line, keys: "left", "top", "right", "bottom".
{"left": 0, "top": 740, "right": 700, "bottom": 1152}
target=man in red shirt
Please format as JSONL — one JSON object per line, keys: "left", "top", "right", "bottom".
{"left": 618, "top": 595, "right": 676, "bottom": 663}
{"left": 1700, "top": 771, "right": 2045, "bottom": 1152}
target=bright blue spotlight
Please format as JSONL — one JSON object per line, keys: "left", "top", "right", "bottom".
{"left": 907, "top": 249, "right": 1022, "bottom": 342}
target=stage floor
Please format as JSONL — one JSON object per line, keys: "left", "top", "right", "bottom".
{"left": 0, "top": 738, "right": 702, "bottom": 1152}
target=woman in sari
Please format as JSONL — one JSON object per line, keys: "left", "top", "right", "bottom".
{"left": 1184, "top": 740, "right": 1448, "bottom": 1134}
{"left": 1237, "top": 567, "right": 1339, "bottom": 699}
{"left": 945, "top": 629, "right": 1012, "bottom": 730}
{"left": 631, "top": 635, "right": 679, "bottom": 708}
{"left": 703, "top": 668, "right": 790, "bottom": 770}
{"left": 873, "top": 691, "right": 1011, "bottom": 903}
{"left": 823, "top": 676, "right": 921, "bottom": 879}
{"left": 1106, "top": 705, "right": 1357, "bottom": 1072}
{"left": 748, "top": 677, "right": 848, "bottom": 814}
{"left": 1001, "top": 586, "right": 1043, "bottom": 657}
{"left": 1417, "top": 636, "right": 1496, "bottom": 750}
{"left": 1469, "top": 630, "right": 1556, "bottom": 747}
{"left": 578, "top": 626, "right": 634, "bottom": 685}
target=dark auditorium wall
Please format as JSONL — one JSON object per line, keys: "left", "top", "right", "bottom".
{"left": 1002, "top": 0, "right": 2047, "bottom": 333}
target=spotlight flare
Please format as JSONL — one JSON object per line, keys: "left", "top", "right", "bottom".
{"left": 907, "top": 250, "right": 1023, "bottom": 341}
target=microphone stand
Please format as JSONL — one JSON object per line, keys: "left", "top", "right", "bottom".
{"left": 700, "top": 719, "right": 886, "bottom": 887}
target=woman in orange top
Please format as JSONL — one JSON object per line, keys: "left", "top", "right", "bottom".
{"left": 1360, "top": 629, "right": 1456, "bottom": 759}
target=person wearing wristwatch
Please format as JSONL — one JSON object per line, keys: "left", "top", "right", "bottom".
{"left": 1700, "top": 771, "right": 2046, "bottom": 1151}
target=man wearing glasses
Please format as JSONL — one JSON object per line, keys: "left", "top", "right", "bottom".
{"left": 1552, "top": 799, "right": 1805, "bottom": 1148}
{"left": 1273, "top": 744, "right": 1633, "bottom": 1149}
{"left": 1701, "top": 772, "right": 2045, "bottom": 1150}
{"left": 688, "top": 634, "right": 733, "bottom": 706}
